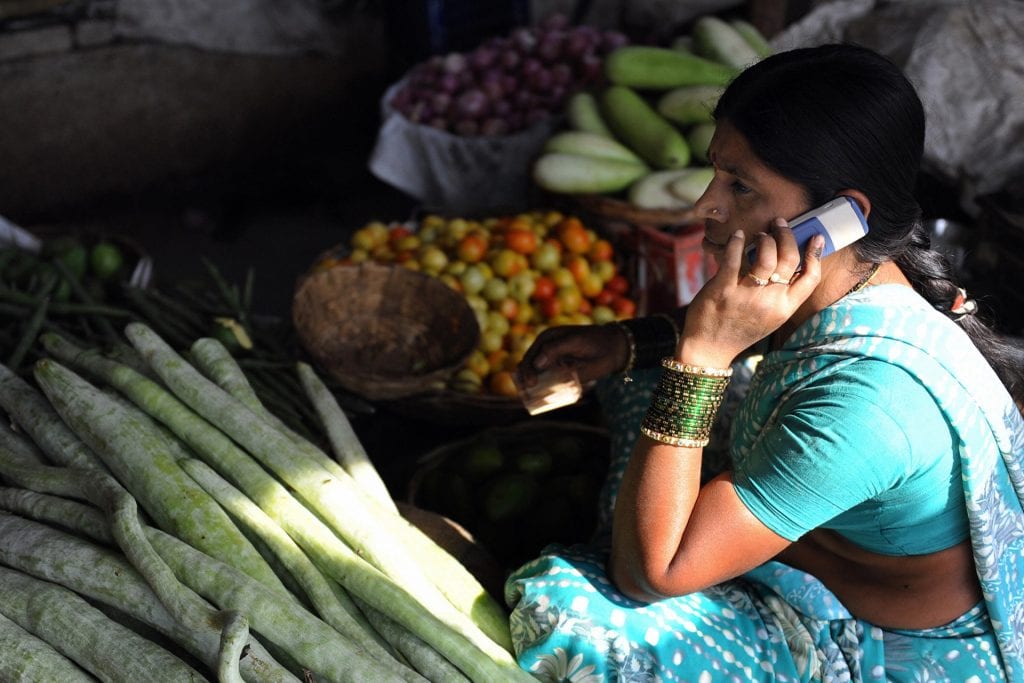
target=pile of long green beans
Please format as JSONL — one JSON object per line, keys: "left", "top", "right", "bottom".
{"left": 0, "top": 323, "right": 526, "bottom": 682}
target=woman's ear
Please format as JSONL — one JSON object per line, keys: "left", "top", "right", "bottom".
{"left": 837, "top": 189, "right": 871, "bottom": 219}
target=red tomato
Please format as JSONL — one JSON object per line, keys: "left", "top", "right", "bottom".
{"left": 606, "top": 274, "right": 630, "bottom": 295}
{"left": 388, "top": 225, "right": 413, "bottom": 246}
{"left": 594, "top": 288, "right": 616, "bottom": 307}
{"left": 540, "top": 297, "right": 562, "bottom": 319}
{"left": 556, "top": 217, "right": 591, "bottom": 255}
{"left": 532, "top": 275, "right": 557, "bottom": 301}
{"left": 505, "top": 228, "right": 539, "bottom": 255}
{"left": 588, "top": 238, "right": 614, "bottom": 262}
{"left": 612, "top": 295, "right": 637, "bottom": 319}
{"left": 456, "top": 234, "right": 488, "bottom": 263}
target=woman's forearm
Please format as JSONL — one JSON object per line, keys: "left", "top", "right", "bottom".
{"left": 609, "top": 435, "right": 703, "bottom": 601}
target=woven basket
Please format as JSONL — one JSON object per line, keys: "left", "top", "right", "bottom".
{"left": 571, "top": 194, "right": 700, "bottom": 230}
{"left": 407, "top": 419, "right": 610, "bottom": 570}
{"left": 292, "top": 262, "right": 480, "bottom": 402}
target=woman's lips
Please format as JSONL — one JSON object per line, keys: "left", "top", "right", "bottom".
{"left": 702, "top": 234, "right": 728, "bottom": 251}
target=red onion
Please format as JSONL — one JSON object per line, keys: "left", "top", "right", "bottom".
{"left": 392, "top": 16, "right": 630, "bottom": 136}
{"left": 454, "top": 89, "right": 490, "bottom": 120}
{"left": 469, "top": 46, "right": 498, "bottom": 72}
{"left": 550, "top": 63, "right": 573, "bottom": 86}
{"left": 442, "top": 52, "right": 467, "bottom": 73}
{"left": 511, "top": 27, "right": 537, "bottom": 53}
{"left": 500, "top": 50, "right": 521, "bottom": 71}
{"left": 536, "top": 31, "right": 565, "bottom": 64}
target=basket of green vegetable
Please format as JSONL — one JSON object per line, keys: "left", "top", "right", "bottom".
{"left": 408, "top": 419, "right": 610, "bottom": 570}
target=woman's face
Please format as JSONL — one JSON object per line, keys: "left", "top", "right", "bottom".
{"left": 695, "top": 121, "right": 813, "bottom": 267}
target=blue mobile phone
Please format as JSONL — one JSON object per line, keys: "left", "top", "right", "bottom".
{"left": 746, "top": 196, "right": 870, "bottom": 265}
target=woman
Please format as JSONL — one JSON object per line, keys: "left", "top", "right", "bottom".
{"left": 507, "top": 44, "right": 1024, "bottom": 681}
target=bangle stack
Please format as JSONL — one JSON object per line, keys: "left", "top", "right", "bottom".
{"left": 640, "top": 358, "right": 732, "bottom": 447}
{"left": 612, "top": 315, "right": 681, "bottom": 382}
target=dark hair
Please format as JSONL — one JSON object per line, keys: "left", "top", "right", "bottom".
{"left": 714, "top": 43, "right": 1024, "bottom": 404}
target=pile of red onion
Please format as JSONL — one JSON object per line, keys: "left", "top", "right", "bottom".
{"left": 388, "top": 14, "right": 629, "bottom": 137}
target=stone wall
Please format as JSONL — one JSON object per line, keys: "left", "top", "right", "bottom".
{"left": 0, "top": 3, "right": 392, "bottom": 222}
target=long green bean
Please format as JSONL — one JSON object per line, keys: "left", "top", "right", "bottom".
{"left": 0, "top": 511, "right": 296, "bottom": 683}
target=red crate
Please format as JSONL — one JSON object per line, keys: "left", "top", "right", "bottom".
{"left": 628, "top": 223, "right": 718, "bottom": 315}
{"left": 566, "top": 195, "right": 717, "bottom": 316}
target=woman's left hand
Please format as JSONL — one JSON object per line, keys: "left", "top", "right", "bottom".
{"left": 679, "top": 219, "right": 824, "bottom": 367}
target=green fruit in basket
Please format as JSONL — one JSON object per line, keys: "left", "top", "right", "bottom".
{"left": 89, "top": 241, "right": 125, "bottom": 281}
{"left": 56, "top": 244, "right": 89, "bottom": 280}
{"left": 460, "top": 441, "right": 505, "bottom": 480}
{"left": 515, "top": 449, "right": 553, "bottom": 478}
{"left": 484, "top": 473, "right": 539, "bottom": 523}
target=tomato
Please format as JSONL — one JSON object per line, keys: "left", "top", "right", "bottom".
{"left": 480, "top": 329, "right": 505, "bottom": 353}
{"left": 539, "top": 297, "right": 562, "bottom": 319}
{"left": 591, "top": 304, "right": 616, "bottom": 324}
{"left": 487, "top": 349, "right": 512, "bottom": 373}
{"left": 532, "top": 275, "right": 556, "bottom": 301}
{"left": 497, "top": 296, "right": 520, "bottom": 321}
{"left": 466, "top": 349, "right": 491, "bottom": 378}
{"left": 579, "top": 272, "right": 604, "bottom": 299}
{"left": 556, "top": 286, "right": 583, "bottom": 314}
{"left": 556, "top": 217, "right": 591, "bottom": 255}
{"left": 594, "top": 288, "right": 616, "bottom": 307}
{"left": 530, "top": 241, "right": 561, "bottom": 273}
{"left": 505, "top": 228, "right": 538, "bottom": 255}
{"left": 490, "top": 248, "right": 525, "bottom": 277}
{"left": 592, "top": 259, "right": 617, "bottom": 283}
{"left": 488, "top": 370, "right": 520, "bottom": 398}
{"left": 612, "top": 295, "right": 637, "bottom": 319}
{"left": 456, "top": 234, "right": 488, "bottom": 263}
{"left": 552, "top": 267, "right": 576, "bottom": 289}
{"left": 387, "top": 225, "right": 413, "bottom": 246}
{"left": 564, "top": 255, "right": 591, "bottom": 285}
{"left": 588, "top": 238, "right": 614, "bottom": 262}
{"left": 606, "top": 273, "right": 630, "bottom": 295}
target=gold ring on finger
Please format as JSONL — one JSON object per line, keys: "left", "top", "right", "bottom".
{"left": 747, "top": 272, "right": 770, "bottom": 287}
{"left": 768, "top": 273, "right": 792, "bottom": 285}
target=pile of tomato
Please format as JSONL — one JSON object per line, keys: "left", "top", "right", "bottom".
{"left": 315, "top": 210, "right": 637, "bottom": 397}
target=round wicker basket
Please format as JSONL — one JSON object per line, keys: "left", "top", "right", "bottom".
{"left": 571, "top": 193, "right": 700, "bottom": 230}
{"left": 292, "top": 262, "right": 480, "bottom": 402}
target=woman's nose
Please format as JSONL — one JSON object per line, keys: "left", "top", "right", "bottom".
{"left": 693, "top": 192, "right": 725, "bottom": 221}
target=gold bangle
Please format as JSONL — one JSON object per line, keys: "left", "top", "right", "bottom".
{"left": 661, "top": 358, "right": 733, "bottom": 378}
{"left": 640, "top": 425, "right": 710, "bottom": 448}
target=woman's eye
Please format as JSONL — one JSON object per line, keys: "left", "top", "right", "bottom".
{"left": 730, "top": 180, "right": 751, "bottom": 195}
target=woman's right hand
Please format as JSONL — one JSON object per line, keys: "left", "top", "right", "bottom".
{"left": 514, "top": 323, "right": 630, "bottom": 389}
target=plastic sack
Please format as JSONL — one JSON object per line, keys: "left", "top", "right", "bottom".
{"left": 368, "top": 78, "right": 560, "bottom": 215}
{"left": 772, "top": 0, "right": 1024, "bottom": 213}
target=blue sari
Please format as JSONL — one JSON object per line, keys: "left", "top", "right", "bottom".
{"left": 506, "top": 285, "right": 1024, "bottom": 682}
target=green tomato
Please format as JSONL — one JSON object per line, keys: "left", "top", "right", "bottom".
{"left": 89, "top": 242, "right": 125, "bottom": 281}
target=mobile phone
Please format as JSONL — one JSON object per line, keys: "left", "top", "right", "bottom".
{"left": 746, "top": 196, "right": 869, "bottom": 265}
